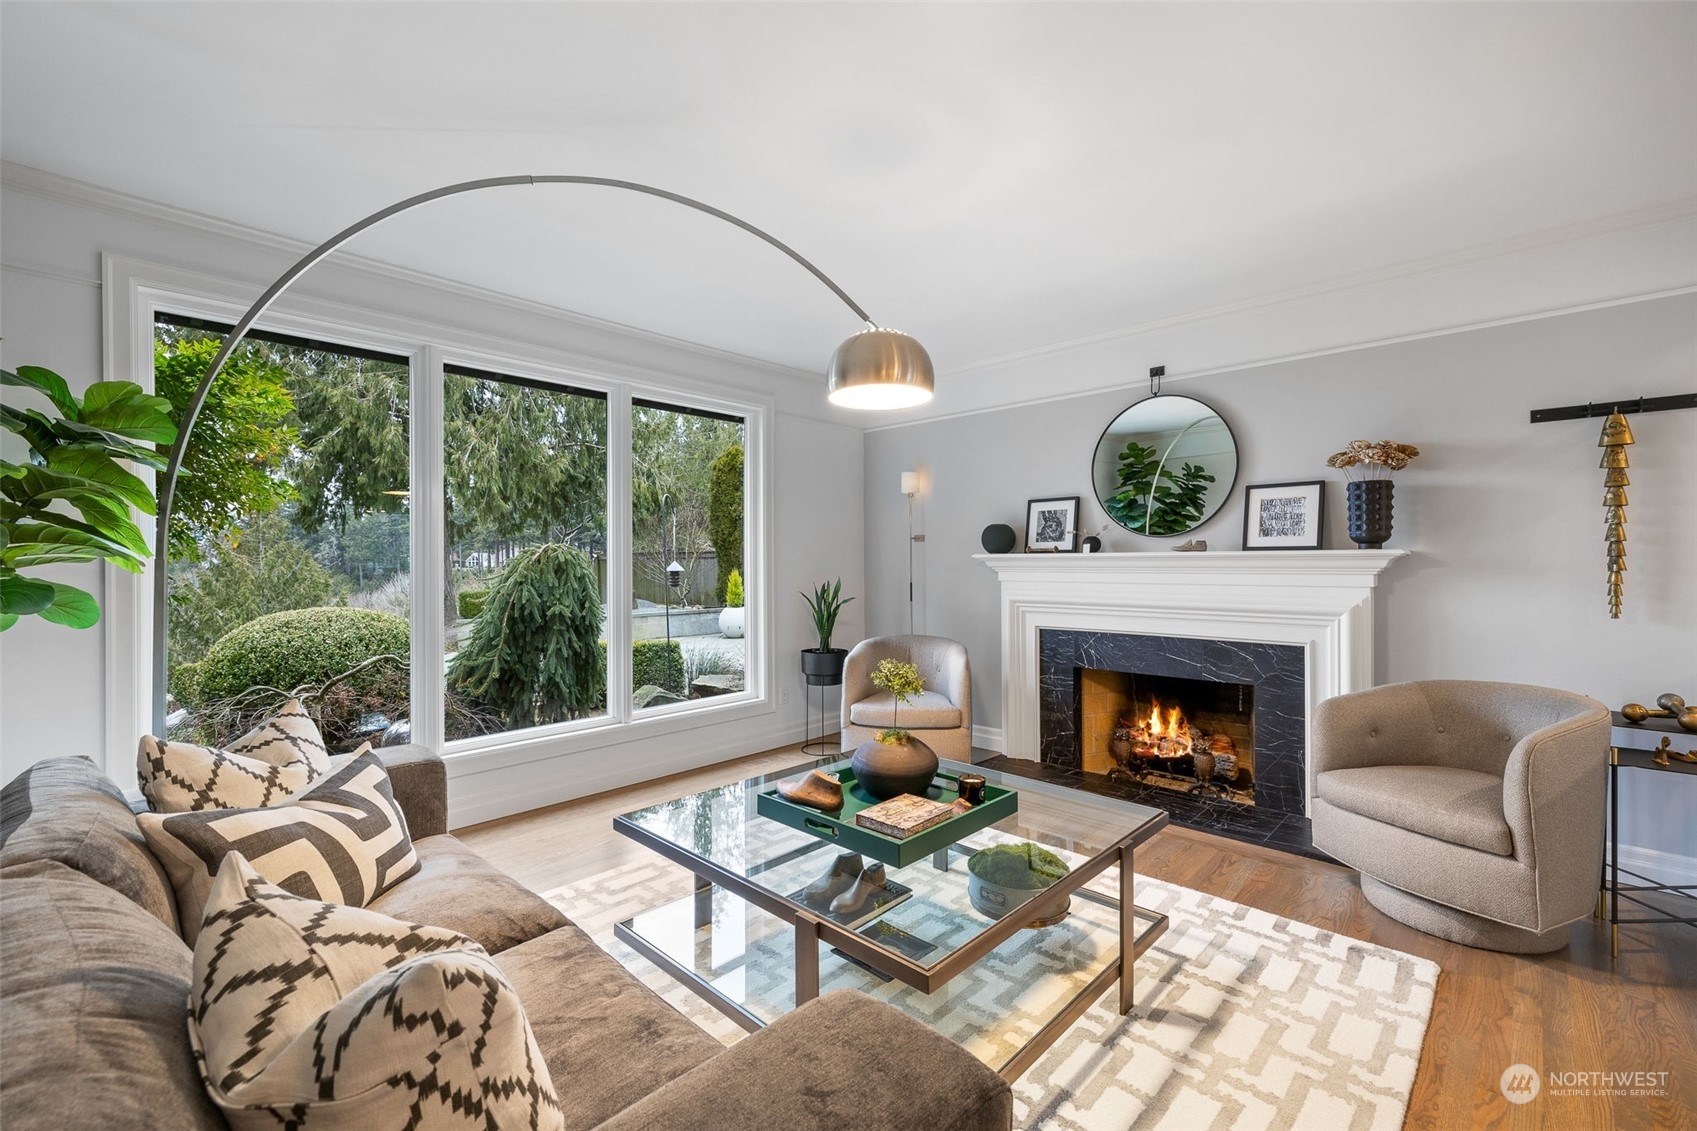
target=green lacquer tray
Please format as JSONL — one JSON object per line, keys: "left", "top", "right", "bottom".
{"left": 756, "top": 767, "right": 1018, "bottom": 869}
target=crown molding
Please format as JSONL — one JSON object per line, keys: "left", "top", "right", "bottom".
{"left": 944, "top": 195, "right": 1697, "bottom": 381}
{"left": 867, "top": 283, "right": 1697, "bottom": 432}
{"left": 0, "top": 160, "right": 823, "bottom": 389}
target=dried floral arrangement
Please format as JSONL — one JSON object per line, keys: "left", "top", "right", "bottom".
{"left": 1325, "top": 440, "right": 1421, "bottom": 480}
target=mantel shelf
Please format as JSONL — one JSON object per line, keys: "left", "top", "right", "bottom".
{"left": 975, "top": 549, "right": 1409, "bottom": 581}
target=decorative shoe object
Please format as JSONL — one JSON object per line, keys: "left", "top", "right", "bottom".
{"left": 801, "top": 852, "right": 865, "bottom": 910}
{"left": 828, "top": 862, "right": 888, "bottom": 918}
{"left": 1174, "top": 539, "right": 1207, "bottom": 552}
{"left": 777, "top": 768, "right": 844, "bottom": 811}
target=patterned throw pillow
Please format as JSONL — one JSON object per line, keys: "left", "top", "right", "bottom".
{"left": 137, "top": 699, "right": 358, "bottom": 812}
{"left": 137, "top": 752, "right": 420, "bottom": 944}
{"left": 191, "top": 855, "right": 564, "bottom": 1131}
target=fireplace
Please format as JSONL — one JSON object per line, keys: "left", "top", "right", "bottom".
{"left": 1038, "top": 628, "right": 1306, "bottom": 817}
{"left": 977, "top": 548, "right": 1406, "bottom": 855}
{"left": 1079, "top": 670, "right": 1256, "bottom": 804}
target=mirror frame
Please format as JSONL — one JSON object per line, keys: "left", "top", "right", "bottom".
{"left": 1091, "top": 393, "right": 1240, "bottom": 539}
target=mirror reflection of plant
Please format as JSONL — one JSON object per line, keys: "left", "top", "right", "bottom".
{"left": 1106, "top": 440, "right": 1217, "bottom": 536}
{"left": 870, "top": 658, "right": 924, "bottom": 744}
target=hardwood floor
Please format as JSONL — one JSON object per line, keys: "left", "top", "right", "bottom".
{"left": 459, "top": 741, "right": 1697, "bottom": 1131}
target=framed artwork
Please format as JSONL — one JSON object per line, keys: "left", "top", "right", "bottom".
{"left": 1025, "top": 495, "right": 1081, "bottom": 552}
{"left": 1242, "top": 481, "right": 1325, "bottom": 550}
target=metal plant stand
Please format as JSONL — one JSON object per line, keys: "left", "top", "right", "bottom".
{"left": 800, "top": 664, "right": 842, "bottom": 758}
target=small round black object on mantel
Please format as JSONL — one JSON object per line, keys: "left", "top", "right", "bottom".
{"left": 1082, "top": 535, "right": 1102, "bottom": 553}
{"left": 981, "top": 523, "right": 1017, "bottom": 554}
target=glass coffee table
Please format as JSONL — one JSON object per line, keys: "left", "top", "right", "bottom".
{"left": 614, "top": 756, "right": 1169, "bottom": 1080}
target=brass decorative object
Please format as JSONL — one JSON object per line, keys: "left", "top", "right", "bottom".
{"left": 1617, "top": 692, "right": 1697, "bottom": 733}
{"left": 1597, "top": 411, "right": 1634, "bottom": 618}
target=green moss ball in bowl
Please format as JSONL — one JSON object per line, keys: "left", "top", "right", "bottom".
{"left": 967, "top": 842, "right": 1073, "bottom": 923}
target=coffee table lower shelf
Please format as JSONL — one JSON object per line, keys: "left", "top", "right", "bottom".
{"left": 613, "top": 861, "right": 1169, "bottom": 1082}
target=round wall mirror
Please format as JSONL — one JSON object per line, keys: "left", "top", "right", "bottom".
{"left": 1092, "top": 395, "right": 1238, "bottom": 538}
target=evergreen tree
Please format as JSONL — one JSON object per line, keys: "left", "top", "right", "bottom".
{"left": 446, "top": 544, "right": 604, "bottom": 729}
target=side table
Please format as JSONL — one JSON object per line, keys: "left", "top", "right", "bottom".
{"left": 1602, "top": 712, "right": 1697, "bottom": 956}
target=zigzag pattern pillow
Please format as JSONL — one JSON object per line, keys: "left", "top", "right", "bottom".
{"left": 137, "top": 752, "right": 420, "bottom": 944}
{"left": 191, "top": 855, "right": 563, "bottom": 1131}
{"left": 138, "top": 699, "right": 357, "bottom": 812}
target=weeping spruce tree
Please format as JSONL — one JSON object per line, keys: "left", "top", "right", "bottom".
{"left": 447, "top": 543, "right": 604, "bottom": 729}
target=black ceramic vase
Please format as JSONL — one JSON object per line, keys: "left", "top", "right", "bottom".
{"left": 851, "top": 735, "right": 939, "bottom": 800}
{"left": 1346, "top": 480, "right": 1395, "bottom": 549}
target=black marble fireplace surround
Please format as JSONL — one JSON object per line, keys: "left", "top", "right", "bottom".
{"left": 982, "top": 628, "right": 1321, "bottom": 857}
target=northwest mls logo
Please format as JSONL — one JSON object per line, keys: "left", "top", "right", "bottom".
{"left": 1501, "top": 1063, "right": 1541, "bottom": 1104}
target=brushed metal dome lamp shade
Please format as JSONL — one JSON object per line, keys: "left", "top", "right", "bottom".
{"left": 148, "top": 174, "right": 931, "bottom": 733}
{"left": 827, "top": 328, "right": 935, "bottom": 409}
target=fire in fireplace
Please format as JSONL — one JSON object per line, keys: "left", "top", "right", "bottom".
{"left": 1079, "top": 671, "right": 1255, "bottom": 805}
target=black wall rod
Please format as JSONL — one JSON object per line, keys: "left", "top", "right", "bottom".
{"left": 1529, "top": 392, "right": 1697, "bottom": 424}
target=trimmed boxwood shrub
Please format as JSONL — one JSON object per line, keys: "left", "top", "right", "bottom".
{"left": 196, "top": 606, "right": 410, "bottom": 703}
{"left": 456, "top": 587, "right": 491, "bottom": 620}
{"left": 633, "top": 639, "right": 685, "bottom": 696}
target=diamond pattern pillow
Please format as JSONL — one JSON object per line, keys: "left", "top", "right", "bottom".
{"left": 138, "top": 699, "right": 358, "bottom": 813}
{"left": 191, "top": 854, "right": 564, "bottom": 1131}
{"left": 137, "top": 751, "right": 420, "bottom": 943}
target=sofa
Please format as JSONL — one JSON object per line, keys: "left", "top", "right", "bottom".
{"left": 840, "top": 634, "right": 974, "bottom": 760}
{"left": 1310, "top": 679, "right": 1611, "bottom": 953}
{"left": 0, "top": 748, "right": 1014, "bottom": 1130}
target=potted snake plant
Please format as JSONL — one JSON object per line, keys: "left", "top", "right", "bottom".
{"left": 799, "top": 578, "right": 852, "bottom": 684}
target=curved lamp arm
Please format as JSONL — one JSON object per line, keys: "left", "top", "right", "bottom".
{"left": 149, "top": 175, "right": 899, "bottom": 733}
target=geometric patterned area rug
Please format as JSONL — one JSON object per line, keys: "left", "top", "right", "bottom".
{"left": 544, "top": 858, "right": 1439, "bottom": 1131}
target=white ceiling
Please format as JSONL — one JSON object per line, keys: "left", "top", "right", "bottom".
{"left": 3, "top": 3, "right": 1693, "bottom": 384}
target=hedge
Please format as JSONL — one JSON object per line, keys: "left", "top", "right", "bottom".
{"left": 196, "top": 606, "right": 410, "bottom": 703}
{"left": 456, "top": 587, "right": 491, "bottom": 620}
{"left": 633, "top": 639, "right": 685, "bottom": 695}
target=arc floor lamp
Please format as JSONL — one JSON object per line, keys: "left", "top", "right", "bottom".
{"left": 151, "top": 175, "right": 934, "bottom": 732}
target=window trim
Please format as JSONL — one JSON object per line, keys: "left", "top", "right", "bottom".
{"left": 106, "top": 254, "right": 775, "bottom": 780}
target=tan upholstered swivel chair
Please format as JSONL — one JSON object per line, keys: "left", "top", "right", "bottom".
{"left": 839, "top": 636, "right": 973, "bottom": 761}
{"left": 1311, "top": 680, "right": 1611, "bottom": 953}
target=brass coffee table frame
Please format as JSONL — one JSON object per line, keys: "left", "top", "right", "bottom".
{"left": 613, "top": 762, "right": 1170, "bottom": 1082}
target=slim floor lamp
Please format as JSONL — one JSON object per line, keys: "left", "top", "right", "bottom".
{"left": 150, "top": 175, "right": 935, "bottom": 733}
{"left": 901, "top": 470, "right": 923, "bottom": 634}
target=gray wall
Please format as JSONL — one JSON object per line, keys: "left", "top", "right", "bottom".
{"left": 865, "top": 293, "right": 1696, "bottom": 869}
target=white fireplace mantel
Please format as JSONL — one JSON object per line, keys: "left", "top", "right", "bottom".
{"left": 975, "top": 550, "right": 1409, "bottom": 812}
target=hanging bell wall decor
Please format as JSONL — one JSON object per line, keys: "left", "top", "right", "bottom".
{"left": 1597, "top": 411, "right": 1635, "bottom": 619}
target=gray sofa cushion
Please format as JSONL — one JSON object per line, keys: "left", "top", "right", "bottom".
{"left": 848, "top": 689, "right": 963, "bottom": 730}
{"left": 367, "top": 833, "right": 570, "bottom": 954}
{"left": 598, "top": 991, "right": 1014, "bottom": 1131}
{"left": 1317, "top": 765, "right": 1514, "bottom": 856}
{"left": 0, "top": 859, "right": 225, "bottom": 1130}
{"left": 494, "top": 922, "right": 721, "bottom": 1130}
{"left": 0, "top": 756, "right": 180, "bottom": 932}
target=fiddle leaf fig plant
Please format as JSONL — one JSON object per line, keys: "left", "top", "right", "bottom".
{"left": 1105, "top": 440, "right": 1216, "bottom": 536}
{"left": 1, "top": 366, "right": 177, "bottom": 631}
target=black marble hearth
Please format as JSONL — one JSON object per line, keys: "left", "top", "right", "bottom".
{"left": 976, "top": 756, "right": 1326, "bottom": 860}
{"left": 1036, "top": 627, "right": 1310, "bottom": 846}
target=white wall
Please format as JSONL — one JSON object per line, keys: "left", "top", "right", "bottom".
{"left": 0, "top": 170, "right": 865, "bottom": 825}
{"left": 864, "top": 294, "right": 1697, "bottom": 873}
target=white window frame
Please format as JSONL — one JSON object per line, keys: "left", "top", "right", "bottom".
{"left": 104, "top": 254, "right": 774, "bottom": 778}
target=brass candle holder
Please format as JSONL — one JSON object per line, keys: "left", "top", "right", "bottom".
{"left": 1598, "top": 411, "right": 1634, "bottom": 618}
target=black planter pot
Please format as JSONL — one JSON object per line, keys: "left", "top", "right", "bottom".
{"left": 800, "top": 648, "right": 847, "bottom": 686}
{"left": 1346, "top": 480, "right": 1395, "bottom": 549}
